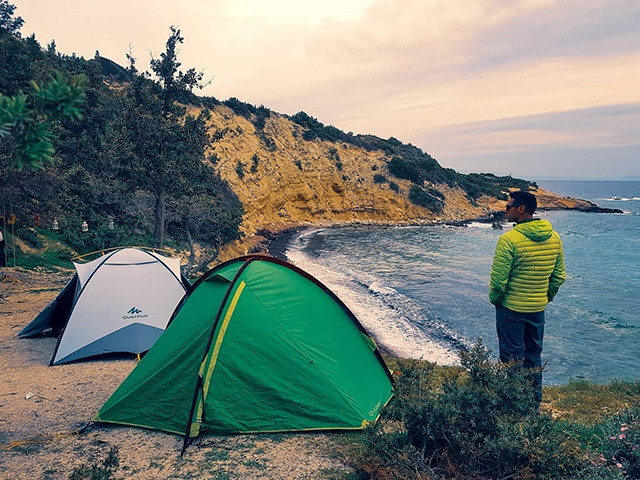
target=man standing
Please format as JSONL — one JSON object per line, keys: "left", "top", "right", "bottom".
{"left": 489, "top": 190, "right": 566, "bottom": 408}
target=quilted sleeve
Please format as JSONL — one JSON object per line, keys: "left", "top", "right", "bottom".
{"left": 489, "top": 235, "right": 515, "bottom": 305}
{"left": 547, "top": 235, "right": 566, "bottom": 301}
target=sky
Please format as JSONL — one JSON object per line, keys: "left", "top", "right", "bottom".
{"left": 14, "top": 0, "right": 640, "bottom": 180}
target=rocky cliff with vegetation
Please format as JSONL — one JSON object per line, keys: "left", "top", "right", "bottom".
{"left": 193, "top": 102, "right": 607, "bottom": 259}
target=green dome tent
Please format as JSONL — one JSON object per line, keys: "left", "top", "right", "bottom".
{"left": 95, "top": 255, "right": 394, "bottom": 452}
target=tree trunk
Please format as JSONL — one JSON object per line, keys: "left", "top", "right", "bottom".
{"left": 154, "top": 187, "right": 166, "bottom": 247}
{"left": 194, "top": 236, "right": 221, "bottom": 273}
{"left": 185, "top": 218, "right": 195, "bottom": 274}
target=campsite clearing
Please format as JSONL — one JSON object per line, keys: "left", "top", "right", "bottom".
{"left": 0, "top": 268, "right": 355, "bottom": 479}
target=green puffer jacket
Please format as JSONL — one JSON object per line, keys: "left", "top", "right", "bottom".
{"left": 489, "top": 218, "right": 566, "bottom": 313}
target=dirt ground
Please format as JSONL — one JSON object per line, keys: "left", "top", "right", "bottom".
{"left": 0, "top": 268, "right": 355, "bottom": 479}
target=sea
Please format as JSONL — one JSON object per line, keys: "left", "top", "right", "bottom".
{"left": 284, "top": 180, "right": 640, "bottom": 385}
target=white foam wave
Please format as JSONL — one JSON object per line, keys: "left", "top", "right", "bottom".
{"left": 368, "top": 281, "right": 398, "bottom": 295}
{"left": 285, "top": 233, "right": 458, "bottom": 365}
{"left": 601, "top": 197, "right": 640, "bottom": 202}
{"left": 467, "top": 222, "right": 494, "bottom": 229}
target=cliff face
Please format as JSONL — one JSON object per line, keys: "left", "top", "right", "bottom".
{"left": 194, "top": 105, "right": 601, "bottom": 259}
{"left": 201, "top": 107, "right": 488, "bottom": 230}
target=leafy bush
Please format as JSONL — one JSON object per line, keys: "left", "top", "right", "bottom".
{"left": 408, "top": 186, "right": 444, "bottom": 212}
{"left": 251, "top": 153, "right": 259, "bottom": 173}
{"left": 257, "top": 131, "right": 276, "bottom": 151}
{"left": 236, "top": 160, "right": 244, "bottom": 179}
{"left": 294, "top": 159, "right": 302, "bottom": 170}
{"left": 253, "top": 105, "right": 271, "bottom": 130}
{"left": 373, "top": 174, "right": 387, "bottom": 184}
{"left": 428, "top": 187, "right": 445, "bottom": 200}
{"left": 359, "top": 341, "right": 592, "bottom": 479}
{"left": 17, "top": 226, "right": 43, "bottom": 248}
{"left": 576, "top": 407, "right": 640, "bottom": 478}
{"left": 223, "top": 97, "right": 255, "bottom": 119}
{"left": 53, "top": 244, "right": 74, "bottom": 260}
{"left": 389, "top": 182, "right": 400, "bottom": 193}
{"left": 335, "top": 161, "right": 343, "bottom": 172}
{"left": 69, "top": 446, "right": 119, "bottom": 480}
{"left": 388, "top": 156, "right": 423, "bottom": 184}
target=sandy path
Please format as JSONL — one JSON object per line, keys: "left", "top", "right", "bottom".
{"left": 0, "top": 268, "right": 353, "bottom": 479}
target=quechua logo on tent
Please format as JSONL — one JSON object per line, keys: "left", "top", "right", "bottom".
{"left": 123, "top": 306, "right": 148, "bottom": 320}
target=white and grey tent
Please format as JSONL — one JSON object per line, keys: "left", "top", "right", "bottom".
{"left": 19, "top": 247, "right": 189, "bottom": 365}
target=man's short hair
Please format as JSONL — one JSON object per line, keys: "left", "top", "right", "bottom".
{"left": 509, "top": 190, "right": 537, "bottom": 214}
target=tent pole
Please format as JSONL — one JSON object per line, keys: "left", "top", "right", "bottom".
{"left": 2, "top": 198, "right": 6, "bottom": 267}
{"left": 181, "top": 374, "right": 203, "bottom": 457}
{"left": 10, "top": 203, "right": 16, "bottom": 267}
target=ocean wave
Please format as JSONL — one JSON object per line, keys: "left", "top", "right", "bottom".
{"left": 601, "top": 197, "right": 640, "bottom": 202}
{"left": 468, "top": 222, "right": 494, "bottom": 229}
{"left": 285, "top": 232, "right": 461, "bottom": 365}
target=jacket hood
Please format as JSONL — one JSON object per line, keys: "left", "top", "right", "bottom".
{"left": 514, "top": 218, "right": 553, "bottom": 242}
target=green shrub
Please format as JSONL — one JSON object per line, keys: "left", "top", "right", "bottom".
{"left": 251, "top": 153, "right": 259, "bottom": 173}
{"left": 236, "top": 161, "right": 244, "bottom": 179}
{"left": 69, "top": 446, "right": 119, "bottom": 480}
{"left": 252, "top": 105, "right": 271, "bottom": 130}
{"left": 388, "top": 156, "right": 423, "bottom": 184}
{"left": 17, "top": 227, "right": 44, "bottom": 248}
{"left": 427, "top": 187, "right": 445, "bottom": 200}
{"left": 257, "top": 131, "right": 276, "bottom": 151}
{"left": 223, "top": 97, "right": 255, "bottom": 119}
{"left": 408, "top": 186, "right": 444, "bottom": 212}
{"left": 389, "top": 182, "right": 399, "bottom": 193}
{"left": 335, "top": 161, "right": 343, "bottom": 172}
{"left": 54, "top": 244, "right": 75, "bottom": 261}
{"left": 581, "top": 407, "right": 640, "bottom": 478}
{"left": 357, "top": 341, "right": 595, "bottom": 479}
{"left": 294, "top": 159, "right": 302, "bottom": 170}
{"left": 373, "top": 174, "right": 387, "bottom": 184}
{"left": 289, "top": 111, "right": 537, "bottom": 201}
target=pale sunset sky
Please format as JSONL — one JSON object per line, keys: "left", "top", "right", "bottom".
{"left": 14, "top": 0, "right": 640, "bottom": 180}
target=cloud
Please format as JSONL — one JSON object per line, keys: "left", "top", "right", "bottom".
{"left": 418, "top": 104, "right": 640, "bottom": 179}
{"left": 445, "top": 145, "right": 640, "bottom": 180}
{"left": 467, "top": 0, "right": 640, "bottom": 71}
{"left": 421, "top": 103, "right": 640, "bottom": 154}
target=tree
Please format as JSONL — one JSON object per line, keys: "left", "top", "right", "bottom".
{"left": 149, "top": 26, "right": 203, "bottom": 116}
{"left": 125, "top": 27, "right": 211, "bottom": 247}
{"left": 0, "top": 0, "right": 23, "bottom": 37}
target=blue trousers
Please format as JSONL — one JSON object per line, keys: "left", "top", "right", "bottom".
{"left": 495, "top": 304, "right": 545, "bottom": 406}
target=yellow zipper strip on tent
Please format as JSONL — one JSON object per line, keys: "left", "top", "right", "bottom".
{"left": 190, "top": 280, "right": 246, "bottom": 436}
{"left": 203, "top": 280, "right": 246, "bottom": 397}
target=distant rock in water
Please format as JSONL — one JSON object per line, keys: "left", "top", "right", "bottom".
{"left": 578, "top": 205, "right": 624, "bottom": 214}
{"left": 531, "top": 188, "right": 623, "bottom": 214}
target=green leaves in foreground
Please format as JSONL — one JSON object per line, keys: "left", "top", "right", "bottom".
{"left": 0, "top": 73, "right": 86, "bottom": 170}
